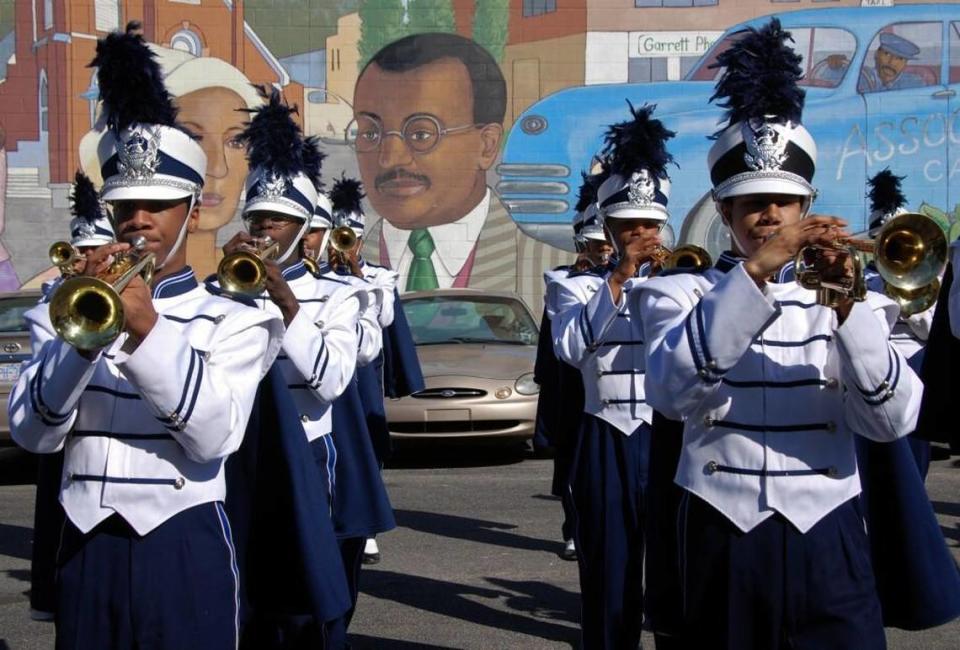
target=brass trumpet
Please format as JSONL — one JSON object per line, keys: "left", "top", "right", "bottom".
{"left": 49, "top": 241, "right": 83, "bottom": 277}
{"left": 217, "top": 236, "right": 280, "bottom": 296}
{"left": 48, "top": 236, "right": 156, "bottom": 351}
{"left": 649, "top": 244, "right": 713, "bottom": 274}
{"left": 328, "top": 225, "right": 358, "bottom": 270}
{"left": 795, "top": 212, "right": 947, "bottom": 312}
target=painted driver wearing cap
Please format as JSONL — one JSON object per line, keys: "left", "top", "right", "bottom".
{"left": 861, "top": 32, "right": 925, "bottom": 92}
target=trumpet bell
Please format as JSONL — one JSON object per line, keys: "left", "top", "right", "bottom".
{"left": 49, "top": 276, "right": 124, "bottom": 350}
{"left": 874, "top": 212, "right": 947, "bottom": 292}
{"left": 662, "top": 245, "right": 712, "bottom": 272}
{"left": 886, "top": 278, "right": 941, "bottom": 318}
{"left": 218, "top": 251, "right": 268, "bottom": 296}
{"left": 330, "top": 226, "right": 358, "bottom": 253}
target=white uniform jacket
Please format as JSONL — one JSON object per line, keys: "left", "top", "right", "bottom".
{"left": 8, "top": 267, "right": 283, "bottom": 535}
{"left": 218, "top": 260, "right": 367, "bottom": 442}
{"left": 360, "top": 260, "right": 400, "bottom": 328}
{"left": 865, "top": 268, "right": 932, "bottom": 372}
{"left": 552, "top": 269, "right": 650, "bottom": 435}
{"left": 636, "top": 256, "right": 922, "bottom": 534}
{"left": 319, "top": 263, "right": 383, "bottom": 367}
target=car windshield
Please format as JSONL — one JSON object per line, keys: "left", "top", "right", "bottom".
{"left": 402, "top": 295, "right": 539, "bottom": 347}
{"left": 0, "top": 296, "right": 38, "bottom": 333}
{"left": 686, "top": 27, "right": 857, "bottom": 89}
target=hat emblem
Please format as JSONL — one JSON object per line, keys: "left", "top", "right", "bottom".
{"left": 744, "top": 121, "right": 788, "bottom": 172}
{"left": 627, "top": 169, "right": 656, "bottom": 207}
{"left": 77, "top": 221, "right": 97, "bottom": 238}
{"left": 261, "top": 171, "right": 288, "bottom": 199}
{"left": 116, "top": 126, "right": 161, "bottom": 181}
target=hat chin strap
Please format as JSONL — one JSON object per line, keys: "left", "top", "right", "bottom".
{"left": 276, "top": 218, "right": 311, "bottom": 264}
{"left": 156, "top": 194, "right": 197, "bottom": 271}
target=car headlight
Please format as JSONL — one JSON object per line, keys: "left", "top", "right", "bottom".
{"left": 515, "top": 372, "right": 540, "bottom": 396}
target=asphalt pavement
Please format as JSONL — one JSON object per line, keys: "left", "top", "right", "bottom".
{"left": 0, "top": 444, "right": 957, "bottom": 649}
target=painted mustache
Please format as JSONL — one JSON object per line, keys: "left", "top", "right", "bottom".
{"left": 375, "top": 168, "right": 431, "bottom": 190}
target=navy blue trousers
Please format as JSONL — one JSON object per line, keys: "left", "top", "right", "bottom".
{"left": 570, "top": 415, "right": 650, "bottom": 650}
{"left": 678, "top": 494, "right": 886, "bottom": 650}
{"left": 325, "top": 537, "right": 365, "bottom": 648}
{"left": 56, "top": 503, "right": 239, "bottom": 650}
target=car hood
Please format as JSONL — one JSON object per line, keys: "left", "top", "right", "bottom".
{"left": 415, "top": 343, "right": 536, "bottom": 380}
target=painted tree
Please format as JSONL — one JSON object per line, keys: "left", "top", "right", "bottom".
{"left": 406, "top": 0, "right": 456, "bottom": 35}
{"left": 472, "top": 0, "right": 509, "bottom": 63}
{"left": 358, "top": 0, "right": 407, "bottom": 67}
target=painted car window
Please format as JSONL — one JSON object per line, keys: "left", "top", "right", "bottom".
{"left": 949, "top": 22, "right": 960, "bottom": 84}
{"left": 858, "top": 22, "right": 942, "bottom": 94}
{"left": 687, "top": 27, "right": 855, "bottom": 89}
{"left": 403, "top": 296, "right": 539, "bottom": 346}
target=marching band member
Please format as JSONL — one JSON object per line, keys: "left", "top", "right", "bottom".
{"left": 853, "top": 170, "right": 960, "bottom": 630}
{"left": 30, "top": 170, "right": 115, "bottom": 622}
{"left": 636, "top": 20, "right": 923, "bottom": 648}
{"left": 306, "top": 179, "right": 395, "bottom": 642}
{"left": 861, "top": 169, "right": 934, "bottom": 477}
{"left": 8, "top": 23, "right": 283, "bottom": 649}
{"left": 534, "top": 172, "right": 608, "bottom": 561}
{"left": 217, "top": 86, "right": 360, "bottom": 646}
{"left": 552, "top": 103, "right": 671, "bottom": 648}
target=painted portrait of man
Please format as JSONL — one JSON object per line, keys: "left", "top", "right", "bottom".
{"left": 353, "top": 33, "right": 571, "bottom": 312}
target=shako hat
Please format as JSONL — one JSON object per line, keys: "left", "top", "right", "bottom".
{"left": 329, "top": 175, "right": 366, "bottom": 238}
{"left": 596, "top": 102, "right": 675, "bottom": 223}
{"left": 69, "top": 171, "right": 115, "bottom": 247}
{"left": 93, "top": 22, "right": 206, "bottom": 203}
{"left": 867, "top": 168, "right": 908, "bottom": 236}
{"left": 707, "top": 18, "right": 816, "bottom": 201}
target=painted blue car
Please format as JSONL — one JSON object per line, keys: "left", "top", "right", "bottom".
{"left": 500, "top": 4, "right": 960, "bottom": 256}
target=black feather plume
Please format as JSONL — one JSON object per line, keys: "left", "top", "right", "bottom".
{"left": 709, "top": 18, "right": 805, "bottom": 134}
{"left": 239, "top": 86, "right": 323, "bottom": 190}
{"left": 867, "top": 169, "right": 907, "bottom": 215}
{"left": 70, "top": 171, "right": 106, "bottom": 221}
{"left": 90, "top": 21, "right": 179, "bottom": 132}
{"left": 600, "top": 101, "right": 675, "bottom": 180}
{"left": 330, "top": 174, "right": 365, "bottom": 216}
{"left": 574, "top": 172, "right": 597, "bottom": 213}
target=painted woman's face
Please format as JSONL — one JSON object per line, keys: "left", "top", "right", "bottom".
{"left": 177, "top": 87, "right": 248, "bottom": 232}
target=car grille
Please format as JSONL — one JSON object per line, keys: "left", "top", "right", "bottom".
{"left": 411, "top": 388, "right": 487, "bottom": 399}
{"left": 389, "top": 420, "right": 522, "bottom": 434}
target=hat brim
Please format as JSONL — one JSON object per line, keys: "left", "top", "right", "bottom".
{"left": 713, "top": 176, "right": 814, "bottom": 201}
{"left": 71, "top": 236, "right": 114, "bottom": 248}
{"left": 602, "top": 206, "right": 668, "bottom": 222}
{"left": 243, "top": 198, "right": 310, "bottom": 222}
{"left": 101, "top": 183, "right": 196, "bottom": 203}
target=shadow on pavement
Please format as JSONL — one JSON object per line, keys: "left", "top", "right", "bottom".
{"left": 359, "top": 569, "right": 578, "bottom": 646}
{"left": 394, "top": 509, "right": 559, "bottom": 555}
{"left": 387, "top": 442, "right": 531, "bottom": 470}
{"left": 0, "top": 523, "right": 32, "bottom": 561}
{"left": 484, "top": 576, "right": 580, "bottom": 627}
{"left": 932, "top": 500, "right": 960, "bottom": 518}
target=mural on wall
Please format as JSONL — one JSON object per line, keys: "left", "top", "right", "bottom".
{"left": 0, "top": 0, "right": 955, "bottom": 312}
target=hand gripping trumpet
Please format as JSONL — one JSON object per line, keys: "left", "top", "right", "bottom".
{"left": 794, "top": 212, "right": 947, "bottom": 314}
{"left": 217, "top": 236, "right": 280, "bottom": 296}
{"left": 48, "top": 236, "right": 156, "bottom": 351}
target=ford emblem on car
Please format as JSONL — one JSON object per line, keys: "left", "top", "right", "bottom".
{"left": 440, "top": 389, "right": 456, "bottom": 398}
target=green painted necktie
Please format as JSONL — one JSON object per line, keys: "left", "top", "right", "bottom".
{"left": 405, "top": 228, "right": 439, "bottom": 291}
